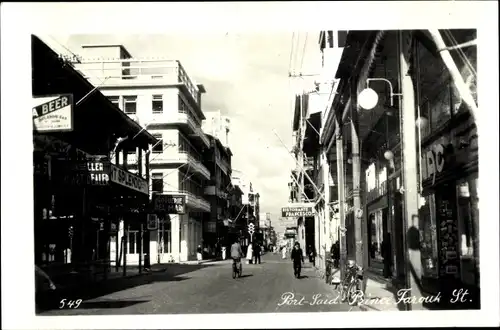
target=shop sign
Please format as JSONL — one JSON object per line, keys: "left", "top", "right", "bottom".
{"left": 33, "top": 94, "right": 74, "bottom": 132}
{"left": 56, "top": 156, "right": 110, "bottom": 187}
{"left": 147, "top": 214, "right": 158, "bottom": 230}
{"left": 109, "top": 164, "right": 148, "bottom": 195}
{"left": 421, "top": 143, "right": 446, "bottom": 185}
{"left": 281, "top": 203, "right": 316, "bottom": 217}
{"left": 153, "top": 194, "right": 186, "bottom": 214}
{"left": 435, "top": 192, "right": 460, "bottom": 278}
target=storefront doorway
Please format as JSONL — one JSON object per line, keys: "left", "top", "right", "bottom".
{"left": 368, "top": 208, "right": 389, "bottom": 274}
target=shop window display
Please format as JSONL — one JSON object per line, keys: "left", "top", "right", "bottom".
{"left": 456, "top": 176, "right": 479, "bottom": 286}
{"left": 419, "top": 194, "right": 439, "bottom": 278}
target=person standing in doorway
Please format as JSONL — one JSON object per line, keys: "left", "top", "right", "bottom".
{"left": 308, "top": 244, "right": 316, "bottom": 266}
{"left": 253, "top": 242, "right": 261, "bottom": 264}
{"left": 381, "top": 233, "right": 393, "bottom": 278}
{"left": 291, "top": 242, "right": 304, "bottom": 278}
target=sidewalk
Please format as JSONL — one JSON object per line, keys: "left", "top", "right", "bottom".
{"left": 358, "top": 272, "right": 401, "bottom": 312}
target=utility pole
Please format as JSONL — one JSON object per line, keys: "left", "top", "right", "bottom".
{"left": 350, "top": 79, "right": 364, "bottom": 268}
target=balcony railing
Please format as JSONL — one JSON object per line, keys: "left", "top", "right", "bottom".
{"left": 74, "top": 58, "right": 199, "bottom": 106}
{"left": 148, "top": 112, "right": 207, "bottom": 147}
{"left": 126, "top": 151, "right": 210, "bottom": 180}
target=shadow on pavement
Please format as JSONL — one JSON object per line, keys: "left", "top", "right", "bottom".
{"left": 36, "top": 264, "right": 211, "bottom": 313}
{"left": 298, "top": 275, "right": 309, "bottom": 279}
{"left": 239, "top": 274, "right": 253, "bottom": 278}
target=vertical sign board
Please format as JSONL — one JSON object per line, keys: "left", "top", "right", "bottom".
{"left": 33, "top": 94, "right": 74, "bottom": 133}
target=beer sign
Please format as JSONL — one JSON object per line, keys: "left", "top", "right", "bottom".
{"left": 33, "top": 94, "right": 74, "bottom": 132}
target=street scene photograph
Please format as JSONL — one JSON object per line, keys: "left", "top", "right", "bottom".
{"left": 1, "top": 2, "right": 498, "bottom": 329}
{"left": 31, "top": 27, "right": 481, "bottom": 315}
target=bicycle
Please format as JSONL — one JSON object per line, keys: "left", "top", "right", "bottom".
{"left": 338, "top": 260, "right": 364, "bottom": 306}
{"left": 232, "top": 257, "right": 242, "bottom": 279}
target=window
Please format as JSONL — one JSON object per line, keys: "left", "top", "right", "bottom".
{"left": 152, "top": 134, "right": 163, "bottom": 153}
{"left": 419, "top": 194, "right": 439, "bottom": 278}
{"left": 127, "top": 230, "right": 138, "bottom": 254}
{"left": 124, "top": 96, "right": 137, "bottom": 114}
{"left": 109, "top": 96, "right": 120, "bottom": 108}
{"left": 178, "top": 95, "right": 187, "bottom": 113}
{"left": 152, "top": 173, "right": 163, "bottom": 193}
{"left": 152, "top": 95, "right": 163, "bottom": 114}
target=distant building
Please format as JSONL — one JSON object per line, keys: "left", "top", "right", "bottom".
{"left": 203, "top": 111, "right": 231, "bottom": 149}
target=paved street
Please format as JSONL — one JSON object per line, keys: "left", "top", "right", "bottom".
{"left": 39, "top": 253, "right": 357, "bottom": 315}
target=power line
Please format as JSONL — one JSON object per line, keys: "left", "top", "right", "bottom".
{"left": 288, "top": 32, "right": 296, "bottom": 75}
{"left": 299, "top": 32, "right": 309, "bottom": 74}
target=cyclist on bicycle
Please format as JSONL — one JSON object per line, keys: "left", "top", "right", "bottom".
{"left": 230, "top": 238, "right": 244, "bottom": 270}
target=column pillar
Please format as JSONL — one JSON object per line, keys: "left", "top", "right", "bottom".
{"left": 351, "top": 79, "right": 364, "bottom": 269}
{"left": 171, "top": 215, "right": 180, "bottom": 262}
{"left": 322, "top": 152, "right": 330, "bottom": 265}
{"left": 398, "top": 30, "right": 424, "bottom": 310}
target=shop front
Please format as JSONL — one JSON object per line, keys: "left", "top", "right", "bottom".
{"left": 417, "top": 114, "right": 479, "bottom": 306}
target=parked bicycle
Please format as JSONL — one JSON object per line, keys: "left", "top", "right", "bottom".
{"left": 337, "top": 260, "right": 364, "bottom": 306}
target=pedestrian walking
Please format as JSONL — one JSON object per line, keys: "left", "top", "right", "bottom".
{"left": 281, "top": 245, "right": 287, "bottom": 259}
{"left": 291, "top": 242, "right": 304, "bottom": 278}
{"left": 253, "top": 242, "right": 261, "bottom": 264}
{"left": 246, "top": 242, "right": 253, "bottom": 264}
{"left": 197, "top": 245, "right": 203, "bottom": 264}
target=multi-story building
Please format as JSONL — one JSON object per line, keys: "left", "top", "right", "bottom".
{"left": 73, "top": 44, "right": 211, "bottom": 263}
{"left": 203, "top": 110, "right": 231, "bottom": 148}
{"left": 203, "top": 134, "right": 233, "bottom": 250}
{"left": 231, "top": 170, "right": 260, "bottom": 244}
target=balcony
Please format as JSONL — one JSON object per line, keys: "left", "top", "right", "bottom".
{"left": 147, "top": 112, "right": 209, "bottom": 148}
{"left": 204, "top": 186, "right": 229, "bottom": 200}
{"left": 127, "top": 151, "right": 210, "bottom": 180}
{"left": 74, "top": 58, "right": 201, "bottom": 112}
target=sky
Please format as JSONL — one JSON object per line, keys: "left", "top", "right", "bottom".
{"left": 52, "top": 32, "right": 321, "bottom": 233}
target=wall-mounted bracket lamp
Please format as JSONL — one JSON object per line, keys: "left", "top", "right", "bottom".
{"left": 358, "top": 78, "right": 403, "bottom": 110}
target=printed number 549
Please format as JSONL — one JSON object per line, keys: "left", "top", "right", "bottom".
{"left": 59, "top": 299, "right": 82, "bottom": 309}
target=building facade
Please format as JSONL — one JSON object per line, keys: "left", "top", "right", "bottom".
{"left": 321, "top": 29, "right": 478, "bottom": 309}
{"left": 73, "top": 44, "right": 211, "bottom": 263}
{"left": 203, "top": 134, "right": 233, "bottom": 251}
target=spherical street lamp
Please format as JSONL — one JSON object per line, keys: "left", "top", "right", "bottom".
{"left": 416, "top": 116, "right": 429, "bottom": 130}
{"left": 358, "top": 88, "right": 379, "bottom": 110}
{"left": 383, "top": 150, "right": 394, "bottom": 161}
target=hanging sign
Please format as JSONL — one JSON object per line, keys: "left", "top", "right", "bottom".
{"left": 109, "top": 164, "right": 148, "bottom": 195}
{"left": 153, "top": 194, "right": 186, "bottom": 214}
{"left": 147, "top": 214, "right": 158, "bottom": 230}
{"left": 33, "top": 94, "right": 74, "bottom": 132}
